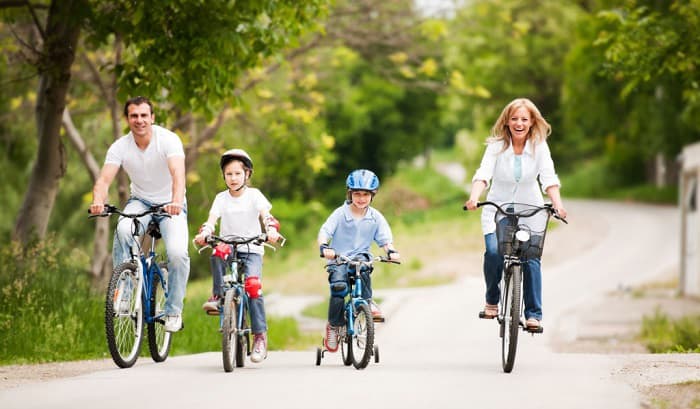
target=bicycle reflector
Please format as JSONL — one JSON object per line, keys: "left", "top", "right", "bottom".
{"left": 245, "top": 276, "right": 263, "bottom": 298}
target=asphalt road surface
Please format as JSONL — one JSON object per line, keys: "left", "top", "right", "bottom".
{"left": 0, "top": 200, "right": 685, "bottom": 409}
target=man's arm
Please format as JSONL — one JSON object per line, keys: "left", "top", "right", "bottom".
{"left": 165, "top": 156, "right": 186, "bottom": 215}
{"left": 90, "top": 163, "right": 120, "bottom": 214}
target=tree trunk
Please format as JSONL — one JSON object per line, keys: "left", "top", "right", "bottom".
{"left": 12, "top": 0, "right": 83, "bottom": 242}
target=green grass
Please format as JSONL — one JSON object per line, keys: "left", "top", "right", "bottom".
{"left": 640, "top": 308, "right": 700, "bottom": 353}
{"left": 561, "top": 158, "right": 677, "bottom": 204}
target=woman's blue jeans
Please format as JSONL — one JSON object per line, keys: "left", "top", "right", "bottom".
{"left": 483, "top": 233, "right": 542, "bottom": 320}
{"left": 210, "top": 252, "right": 267, "bottom": 334}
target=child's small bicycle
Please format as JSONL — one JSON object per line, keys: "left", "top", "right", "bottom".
{"left": 467, "top": 201, "right": 566, "bottom": 373}
{"left": 315, "top": 254, "right": 399, "bottom": 370}
{"left": 196, "top": 233, "right": 284, "bottom": 372}
{"left": 90, "top": 203, "right": 173, "bottom": 368}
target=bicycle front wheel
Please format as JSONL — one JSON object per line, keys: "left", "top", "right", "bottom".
{"left": 147, "top": 264, "right": 172, "bottom": 362}
{"left": 105, "top": 262, "right": 143, "bottom": 368}
{"left": 222, "top": 289, "right": 238, "bottom": 372}
{"left": 501, "top": 264, "right": 522, "bottom": 373}
{"left": 235, "top": 300, "right": 248, "bottom": 368}
{"left": 351, "top": 303, "right": 374, "bottom": 369}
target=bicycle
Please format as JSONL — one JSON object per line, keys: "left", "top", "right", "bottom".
{"left": 89, "top": 203, "right": 173, "bottom": 368}
{"left": 196, "top": 233, "right": 284, "bottom": 372}
{"left": 315, "top": 254, "right": 400, "bottom": 370}
{"left": 466, "top": 201, "right": 566, "bottom": 373}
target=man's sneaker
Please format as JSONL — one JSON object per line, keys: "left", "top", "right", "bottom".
{"left": 324, "top": 323, "right": 339, "bottom": 352}
{"left": 369, "top": 300, "right": 385, "bottom": 322}
{"left": 250, "top": 333, "right": 268, "bottom": 363}
{"left": 164, "top": 315, "right": 183, "bottom": 332}
{"left": 202, "top": 295, "right": 220, "bottom": 315}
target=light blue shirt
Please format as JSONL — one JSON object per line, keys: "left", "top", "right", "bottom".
{"left": 318, "top": 203, "right": 393, "bottom": 260}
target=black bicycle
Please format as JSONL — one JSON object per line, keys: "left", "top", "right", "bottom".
{"left": 467, "top": 201, "right": 566, "bottom": 373}
{"left": 90, "top": 204, "right": 173, "bottom": 368}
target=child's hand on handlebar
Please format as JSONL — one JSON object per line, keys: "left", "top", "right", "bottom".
{"left": 193, "top": 232, "right": 208, "bottom": 246}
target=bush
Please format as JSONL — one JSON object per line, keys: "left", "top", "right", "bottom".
{"left": 0, "top": 239, "right": 105, "bottom": 364}
{"left": 640, "top": 309, "right": 700, "bottom": 353}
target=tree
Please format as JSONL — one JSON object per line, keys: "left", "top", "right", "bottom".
{"left": 2, "top": 0, "right": 328, "bottom": 242}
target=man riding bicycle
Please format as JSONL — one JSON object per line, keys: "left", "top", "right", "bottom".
{"left": 90, "top": 96, "right": 190, "bottom": 333}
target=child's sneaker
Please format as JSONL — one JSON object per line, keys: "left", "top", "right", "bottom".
{"left": 324, "top": 323, "right": 339, "bottom": 352}
{"left": 369, "top": 300, "right": 385, "bottom": 322}
{"left": 202, "top": 295, "right": 220, "bottom": 314}
{"left": 250, "top": 333, "right": 268, "bottom": 363}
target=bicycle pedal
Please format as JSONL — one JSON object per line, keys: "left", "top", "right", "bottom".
{"left": 372, "top": 316, "right": 385, "bottom": 323}
{"left": 478, "top": 311, "right": 497, "bottom": 319}
{"left": 205, "top": 310, "right": 220, "bottom": 316}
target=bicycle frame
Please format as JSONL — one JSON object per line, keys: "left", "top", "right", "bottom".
{"left": 344, "top": 265, "right": 369, "bottom": 338}
{"left": 218, "top": 256, "right": 251, "bottom": 342}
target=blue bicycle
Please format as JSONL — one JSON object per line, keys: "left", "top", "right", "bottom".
{"left": 197, "top": 233, "right": 284, "bottom": 372}
{"left": 90, "top": 204, "right": 173, "bottom": 368}
{"left": 315, "top": 254, "right": 399, "bottom": 370}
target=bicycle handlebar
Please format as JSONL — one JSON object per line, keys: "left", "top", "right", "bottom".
{"left": 333, "top": 254, "right": 401, "bottom": 266}
{"left": 87, "top": 203, "right": 171, "bottom": 219}
{"left": 194, "top": 233, "right": 286, "bottom": 254}
{"left": 464, "top": 201, "right": 568, "bottom": 224}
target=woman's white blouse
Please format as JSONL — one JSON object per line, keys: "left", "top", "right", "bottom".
{"left": 472, "top": 139, "right": 561, "bottom": 234}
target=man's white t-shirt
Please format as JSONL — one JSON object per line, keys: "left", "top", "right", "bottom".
{"left": 104, "top": 125, "right": 185, "bottom": 204}
{"left": 209, "top": 187, "right": 272, "bottom": 255}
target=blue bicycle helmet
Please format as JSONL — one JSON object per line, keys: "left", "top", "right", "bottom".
{"left": 346, "top": 169, "right": 380, "bottom": 192}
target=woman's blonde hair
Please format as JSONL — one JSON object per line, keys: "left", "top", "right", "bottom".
{"left": 488, "top": 98, "right": 551, "bottom": 152}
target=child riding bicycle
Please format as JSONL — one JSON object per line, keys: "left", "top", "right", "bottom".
{"left": 193, "top": 148, "right": 281, "bottom": 363}
{"left": 318, "top": 169, "right": 400, "bottom": 353}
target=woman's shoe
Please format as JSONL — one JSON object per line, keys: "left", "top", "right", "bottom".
{"left": 482, "top": 303, "right": 498, "bottom": 319}
{"left": 526, "top": 317, "right": 541, "bottom": 329}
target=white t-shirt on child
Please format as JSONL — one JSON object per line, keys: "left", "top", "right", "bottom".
{"left": 209, "top": 187, "right": 272, "bottom": 255}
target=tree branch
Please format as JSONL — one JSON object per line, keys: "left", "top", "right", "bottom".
{"left": 62, "top": 108, "right": 101, "bottom": 181}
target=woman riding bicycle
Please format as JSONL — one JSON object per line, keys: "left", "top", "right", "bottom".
{"left": 464, "top": 98, "right": 567, "bottom": 331}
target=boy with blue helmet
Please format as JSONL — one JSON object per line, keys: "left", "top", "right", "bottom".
{"left": 317, "top": 169, "right": 401, "bottom": 353}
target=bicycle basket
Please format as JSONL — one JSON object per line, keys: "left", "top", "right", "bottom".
{"left": 494, "top": 203, "right": 550, "bottom": 260}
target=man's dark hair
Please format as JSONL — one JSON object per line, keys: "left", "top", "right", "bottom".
{"left": 123, "top": 96, "right": 153, "bottom": 117}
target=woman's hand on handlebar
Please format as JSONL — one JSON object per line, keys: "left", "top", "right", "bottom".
{"left": 464, "top": 199, "right": 479, "bottom": 211}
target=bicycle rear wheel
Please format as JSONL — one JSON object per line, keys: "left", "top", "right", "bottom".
{"left": 105, "top": 262, "right": 143, "bottom": 368}
{"left": 340, "top": 325, "right": 352, "bottom": 366}
{"left": 351, "top": 303, "right": 374, "bottom": 369}
{"left": 222, "top": 289, "right": 238, "bottom": 372}
{"left": 501, "top": 264, "right": 521, "bottom": 373}
{"left": 147, "top": 264, "right": 172, "bottom": 362}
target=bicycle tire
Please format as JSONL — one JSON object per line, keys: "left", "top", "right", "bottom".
{"left": 147, "top": 264, "right": 172, "bottom": 362}
{"left": 351, "top": 303, "right": 374, "bottom": 369}
{"left": 235, "top": 300, "right": 247, "bottom": 368}
{"left": 222, "top": 289, "right": 238, "bottom": 372}
{"left": 340, "top": 325, "right": 352, "bottom": 366}
{"left": 105, "top": 262, "right": 143, "bottom": 368}
{"left": 501, "top": 264, "right": 521, "bottom": 373}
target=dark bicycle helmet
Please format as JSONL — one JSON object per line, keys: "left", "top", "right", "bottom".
{"left": 220, "top": 148, "right": 253, "bottom": 175}
{"left": 346, "top": 169, "right": 379, "bottom": 192}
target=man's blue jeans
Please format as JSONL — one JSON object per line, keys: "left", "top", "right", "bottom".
{"left": 112, "top": 198, "right": 190, "bottom": 316}
{"left": 483, "top": 233, "right": 542, "bottom": 320}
